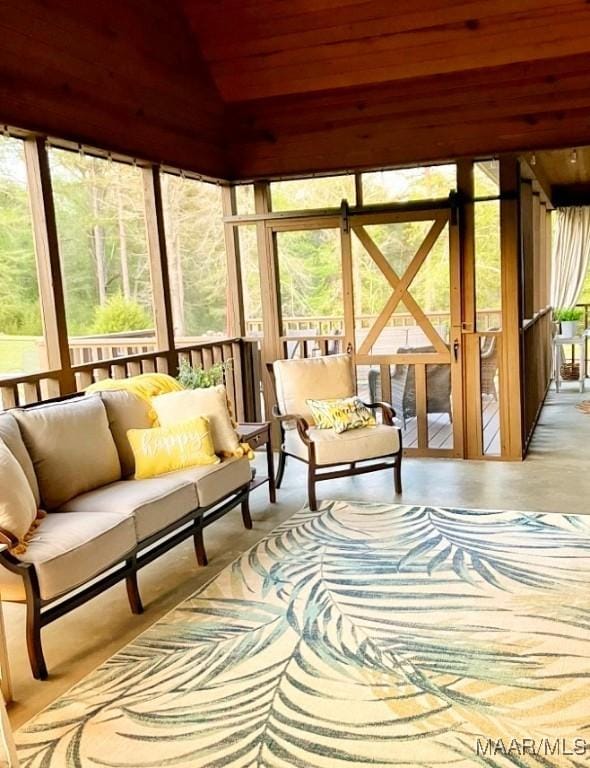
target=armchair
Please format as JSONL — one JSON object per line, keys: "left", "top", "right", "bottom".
{"left": 269, "top": 354, "right": 403, "bottom": 511}
{"left": 368, "top": 345, "right": 452, "bottom": 428}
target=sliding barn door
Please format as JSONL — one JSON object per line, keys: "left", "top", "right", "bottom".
{"left": 341, "top": 209, "right": 464, "bottom": 456}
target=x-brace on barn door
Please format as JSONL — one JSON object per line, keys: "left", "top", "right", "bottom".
{"left": 340, "top": 207, "right": 464, "bottom": 457}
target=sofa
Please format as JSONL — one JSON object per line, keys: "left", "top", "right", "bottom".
{"left": 0, "top": 390, "right": 252, "bottom": 680}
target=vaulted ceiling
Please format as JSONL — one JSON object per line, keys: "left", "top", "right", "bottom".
{"left": 3, "top": 0, "right": 590, "bottom": 184}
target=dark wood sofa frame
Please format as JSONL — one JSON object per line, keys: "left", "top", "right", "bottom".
{"left": 267, "top": 364, "right": 403, "bottom": 511}
{"left": 0, "top": 394, "right": 253, "bottom": 681}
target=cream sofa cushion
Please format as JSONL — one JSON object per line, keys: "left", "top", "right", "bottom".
{"left": 99, "top": 390, "right": 153, "bottom": 477}
{"left": 284, "top": 424, "right": 400, "bottom": 466}
{"left": 17, "top": 511, "right": 136, "bottom": 601}
{"left": 273, "top": 354, "right": 355, "bottom": 424}
{"left": 14, "top": 397, "right": 121, "bottom": 510}
{"left": 0, "top": 440, "right": 37, "bottom": 543}
{"left": 60, "top": 475, "right": 198, "bottom": 542}
{"left": 0, "top": 412, "right": 40, "bottom": 505}
{"left": 173, "top": 456, "right": 251, "bottom": 507}
{"left": 152, "top": 387, "right": 241, "bottom": 457}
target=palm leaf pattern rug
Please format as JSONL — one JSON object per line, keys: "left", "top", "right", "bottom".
{"left": 17, "top": 501, "right": 590, "bottom": 767}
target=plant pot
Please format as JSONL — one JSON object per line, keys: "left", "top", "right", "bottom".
{"left": 561, "top": 320, "right": 578, "bottom": 338}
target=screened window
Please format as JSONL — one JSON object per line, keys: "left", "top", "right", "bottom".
{"left": 49, "top": 149, "right": 156, "bottom": 363}
{"left": 474, "top": 160, "right": 500, "bottom": 199}
{"left": 235, "top": 185, "right": 255, "bottom": 215}
{"left": 161, "top": 174, "right": 228, "bottom": 341}
{"left": 237, "top": 225, "right": 262, "bottom": 337}
{"left": 0, "top": 136, "right": 47, "bottom": 374}
{"left": 271, "top": 175, "right": 355, "bottom": 211}
{"left": 362, "top": 164, "right": 456, "bottom": 204}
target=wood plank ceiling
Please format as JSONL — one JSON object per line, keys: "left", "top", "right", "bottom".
{"left": 3, "top": 1, "right": 590, "bottom": 182}
{"left": 178, "top": 0, "right": 590, "bottom": 180}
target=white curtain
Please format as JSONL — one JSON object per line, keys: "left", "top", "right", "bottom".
{"left": 551, "top": 206, "right": 590, "bottom": 308}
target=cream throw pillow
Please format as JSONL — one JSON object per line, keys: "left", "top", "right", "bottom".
{"left": 14, "top": 397, "right": 122, "bottom": 510}
{"left": 152, "top": 387, "right": 243, "bottom": 458}
{"left": 0, "top": 440, "right": 37, "bottom": 548}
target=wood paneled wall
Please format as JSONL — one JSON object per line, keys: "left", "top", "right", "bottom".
{"left": 0, "top": 0, "right": 227, "bottom": 178}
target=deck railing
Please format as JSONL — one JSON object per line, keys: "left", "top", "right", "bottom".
{"left": 246, "top": 309, "right": 501, "bottom": 337}
{"left": 0, "top": 337, "right": 262, "bottom": 423}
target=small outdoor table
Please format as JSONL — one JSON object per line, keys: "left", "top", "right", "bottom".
{"left": 238, "top": 422, "right": 276, "bottom": 503}
{"left": 553, "top": 335, "right": 585, "bottom": 393}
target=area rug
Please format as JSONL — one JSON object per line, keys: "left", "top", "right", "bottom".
{"left": 17, "top": 501, "right": 590, "bottom": 767}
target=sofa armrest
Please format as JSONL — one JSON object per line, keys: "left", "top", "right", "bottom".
{"left": 271, "top": 405, "right": 312, "bottom": 447}
{"left": 361, "top": 400, "right": 396, "bottom": 426}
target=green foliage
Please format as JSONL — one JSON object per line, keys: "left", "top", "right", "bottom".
{"left": 554, "top": 307, "right": 583, "bottom": 321}
{"left": 0, "top": 302, "right": 42, "bottom": 335}
{"left": 91, "top": 294, "right": 151, "bottom": 334}
{"left": 0, "top": 136, "right": 506, "bottom": 377}
{"left": 177, "top": 359, "right": 231, "bottom": 389}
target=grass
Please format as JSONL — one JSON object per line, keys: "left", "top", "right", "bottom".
{"left": 0, "top": 336, "right": 44, "bottom": 375}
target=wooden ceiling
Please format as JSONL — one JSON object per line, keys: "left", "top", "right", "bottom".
{"left": 534, "top": 148, "right": 590, "bottom": 186}
{"left": 0, "top": 0, "right": 227, "bottom": 178}
{"left": 534, "top": 147, "right": 590, "bottom": 205}
{"left": 181, "top": 0, "right": 590, "bottom": 102}
{"left": 4, "top": 1, "right": 590, "bottom": 183}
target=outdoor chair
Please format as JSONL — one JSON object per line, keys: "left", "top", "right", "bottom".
{"left": 269, "top": 354, "right": 403, "bottom": 510}
{"left": 368, "top": 345, "right": 452, "bottom": 428}
{"left": 480, "top": 334, "right": 499, "bottom": 400}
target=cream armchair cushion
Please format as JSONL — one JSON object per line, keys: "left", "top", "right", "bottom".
{"left": 273, "top": 354, "right": 355, "bottom": 424}
{"left": 284, "top": 424, "right": 400, "bottom": 466}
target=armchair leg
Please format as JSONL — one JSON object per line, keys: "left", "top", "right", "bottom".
{"left": 241, "top": 495, "right": 252, "bottom": 530}
{"left": 25, "top": 593, "right": 47, "bottom": 681}
{"left": 394, "top": 457, "right": 403, "bottom": 495}
{"left": 125, "top": 558, "right": 143, "bottom": 615}
{"left": 307, "top": 465, "right": 318, "bottom": 511}
{"left": 193, "top": 518, "right": 208, "bottom": 567}
{"left": 276, "top": 450, "right": 287, "bottom": 488}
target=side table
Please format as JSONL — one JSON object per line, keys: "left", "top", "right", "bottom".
{"left": 238, "top": 422, "right": 276, "bottom": 503}
{"left": 553, "top": 335, "right": 585, "bottom": 393}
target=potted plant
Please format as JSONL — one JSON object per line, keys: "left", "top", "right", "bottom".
{"left": 554, "top": 307, "right": 583, "bottom": 338}
{"left": 177, "top": 358, "right": 232, "bottom": 389}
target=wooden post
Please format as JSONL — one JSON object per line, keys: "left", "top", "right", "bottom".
{"left": 499, "top": 157, "right": 524, "bottom": 460}
{"left": 520, "top": 179, "right": 534, "bottom": 322}
{"left": 221, "top": 185, "right": 245, "bottom": 337}
{"left": 457, "top": 160, "right": 481, "bottom": 458}
{"left": 23, "top": 137, "right": 75, "bottom": 394}
{"left": 142, "top": 167, "right": 176, "bottom": 374}
{"left": 254, "top": 182, "right": 281, "bottom": 439}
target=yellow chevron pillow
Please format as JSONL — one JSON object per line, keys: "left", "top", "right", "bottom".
{"left": 306, "top": 396, "right": 376, "bottom": 434}
{"left": 127, "top": 417, "right": 219, "bottom": 480}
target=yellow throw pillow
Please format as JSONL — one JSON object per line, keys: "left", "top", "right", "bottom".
{"left": 152, "top": 387, "right": 250, "bottom": 459}
{"left": 306, "top": 396, "right": 376, "bottom": 434}
{"left": 127, "top": 417, "right": 219, "bottom": 480}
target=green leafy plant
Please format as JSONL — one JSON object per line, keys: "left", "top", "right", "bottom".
{"left": 91, "top": 294, "right": 152, "bottom": 334}
{"left": 177, "top": 358, "right": 232, "bottom": 389}
{"left": 554, "top": 307, "right": 583, "bottom": 322}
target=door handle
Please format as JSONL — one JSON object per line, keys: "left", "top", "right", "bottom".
{"left": 453, "top": 339, "right": 460, "bottom": 362}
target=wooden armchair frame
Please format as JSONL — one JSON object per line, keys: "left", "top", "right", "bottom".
{"left": 267, "top": 363, "right": 403, "bottom": 511}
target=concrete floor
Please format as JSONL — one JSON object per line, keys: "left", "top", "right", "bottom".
{"left": 6, "top": 385, "right": 590, "bottom": 729}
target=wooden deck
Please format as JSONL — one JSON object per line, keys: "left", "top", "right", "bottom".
{"left": 400, "top": 396, "right": 499, "bottom": 454}
{"left": 358, "top": 367, "right": 500, "bottom": 455}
